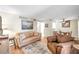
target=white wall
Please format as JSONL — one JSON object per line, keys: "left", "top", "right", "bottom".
{"left": 1, "top": 12, "right": 20, "bottom": 33}
{"left": 53, "top": 20, "right": 78, "bottom": 37}
{"left": 70, "top": 20, "right": 78, "bottom": 37}
{"left": 0, "top": 12, "right": 37, "bottom": 35}
{"left": 78, "top": 20, "right": 79, "bottom": 38}
{"left": 0, "top": 12, "right": 20, "bottom": 37}
{"left": 0, "top": 11, "right": 78, "bottom": 38}
{"left": 36, "top": 19, "right": 78, "bottom": 37}
{"left": 36, "top": 20, "right": 52, "bottom": 37}
{"left": 53, "top": 21, "right": 70, "bottom": 32}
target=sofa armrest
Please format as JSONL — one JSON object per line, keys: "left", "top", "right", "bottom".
{"left": 71, "top": 37, "right": 75, "bottom": 41}
{"left": 14, "top": 33, "right": 21, "bottom": 48}
{"left": 47, "top": 42, "right": 63, "bottom": 54}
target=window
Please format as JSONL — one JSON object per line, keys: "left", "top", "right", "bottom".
{"left": 52, "top": 22, "right": 56, "bottom": 29}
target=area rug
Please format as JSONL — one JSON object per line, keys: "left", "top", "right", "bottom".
{"left": 21, "top": 41, "right": 51, "bottom": 54}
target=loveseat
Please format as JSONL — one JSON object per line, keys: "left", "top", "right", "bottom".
{"left": 15, "top": 31, "right": 41, "bottom": 48}
{"left": 47, "top": 31, "right": 74, "bottom": 54}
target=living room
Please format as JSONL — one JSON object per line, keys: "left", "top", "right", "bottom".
{"left": 0, "top": 5, "right": 79, "bottom": 54}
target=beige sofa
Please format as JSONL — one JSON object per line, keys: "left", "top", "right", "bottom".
{"left": 15, "top": 31, "right": 41, "bottom": 48}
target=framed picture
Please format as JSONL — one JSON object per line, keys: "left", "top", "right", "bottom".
{"left": 62, "top": 20, "right": 70, "bottom": 28}
{"left": 21, "top": 20, "right": 33, "bottom": 30}
{"left": 45, "top": 24, "right": 48, "bottom": 28}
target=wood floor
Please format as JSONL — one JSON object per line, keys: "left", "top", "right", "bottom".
{"left": 9, "top": 37, "right": 47, "bottom": 54}
{"left": 9, "top": 46, "right": 24, "bottom": 54}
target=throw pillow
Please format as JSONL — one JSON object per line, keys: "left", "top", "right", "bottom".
{"left": 57, "top": 36, "right": 66, "bottom": 43}
{"left": 47, "top": 36, "right": 57, "bottom": 42}
{"left": 64, "top": 32, "right": 73, "bottom": 40}
{"left": 57, "top": 34, "right": 72, "bottom": 43}
{"left": 57, "top": 32, "right": 73, "bottom": 43}
{"left": 20, "top": 33, "right": 26, "bottom": 42}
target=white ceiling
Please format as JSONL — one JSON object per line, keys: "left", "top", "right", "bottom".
{"left": 0, "top": 5, "right": 79, "bottom": 20}
{"left": 0, "top": 5, "right": 50, "bottom": 16}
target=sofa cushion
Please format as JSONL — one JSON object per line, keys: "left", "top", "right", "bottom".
{"left": 56, "top": 31, "right": 73, "bottom": 43}
{"left": 19, "top": 33, "right": 26, "bottom": 41}
{"left": 57, "top": 36, "right": 66, "bottom": 43}
{"left": 22, "top": 36, "right": 39, "bottom": 43}
{"left": 29, "top": 32, "right": 34, "bottom": 37}
{"left": 24, "top": 32, "right": 34, "bottom": 38}
{"left": 64, "top": 35, "right": 71, "bottom": 40}
{"left": 24, "top": 33, "right": 29, "bottom": 38}
{"left": 58, "top": 41, "right": 73, "bottom": 54}
{"left": 47, "top": 36, "right": 57, "bottom": 42}
{"left": 21, "top": 37, "right": 39, "bottom": 47}
{"left": 34, "top": 32, "right": 39, "bottom": 36}
{"left": 57, "top": 36, "right": 72, "bottom": 43}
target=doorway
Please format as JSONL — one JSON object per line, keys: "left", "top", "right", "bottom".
{"left": 37, "top": 22, "right": 45, "bottom": 37}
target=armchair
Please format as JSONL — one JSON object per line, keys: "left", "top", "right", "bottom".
{"left": 47, "top": 31, "right": 74, "bottom": 54}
